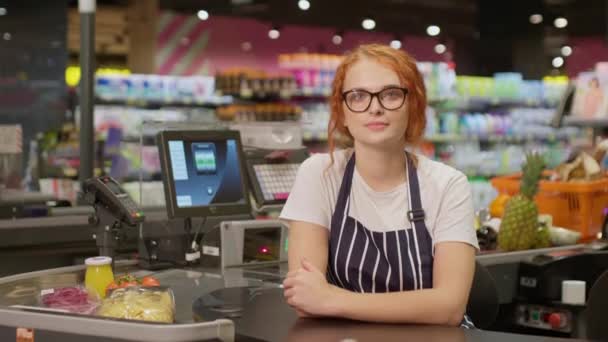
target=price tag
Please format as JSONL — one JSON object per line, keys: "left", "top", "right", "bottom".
{"left": 202, "top": 245, "right": 220, "bottom": 256}
{"left": 0, "top": 125, "right": 22, "bottom": 154}
{"left": 40, "top": 288, "right": 55, "bottom": 297}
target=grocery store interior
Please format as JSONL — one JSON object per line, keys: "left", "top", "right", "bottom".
{"left": 2, "top": 0, "right": 608, "bottom": 341}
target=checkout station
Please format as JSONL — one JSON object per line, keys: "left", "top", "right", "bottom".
{"left": 1, "top": 128, "right": 608, "bottom": 342}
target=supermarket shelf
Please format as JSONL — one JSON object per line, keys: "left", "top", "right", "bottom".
{"left": 563, "top": 117, "right": 608, "bottom": 128}
{"left": 95, "top": 95, "right": 233, "bottom": 109}
{"left": 431, "top": 97, "right": 558, "bottom": 110}
{"left": 227, "top": 89, "right": 330, "bottom": 102}
{"left": 424, "top": 134, "right": 576, "bottom": 144}
{"left": 302, "top": 131, "right": 328, "bottom": 142}
{"left": 292, "top": 88, "right": 331, "bottom": 100}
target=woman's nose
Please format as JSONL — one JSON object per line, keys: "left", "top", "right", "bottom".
{"left": 368, "top": 95, "right": 384, "bottom": 115}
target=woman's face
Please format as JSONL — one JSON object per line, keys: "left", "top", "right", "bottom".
{"left": 342, "top": 57, "right": 409, "bottom": 149}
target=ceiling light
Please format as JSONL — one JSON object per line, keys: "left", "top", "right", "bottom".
{"left": 554, "top": 17, "right": 568, "bottom": 28}
{"left": 332, "top": 34, "right": 343, "bottom": 45}
{"left": 390, "top": 39, "right": 402, "bottom": 49}
{"left": 362, "top": 18, "right": 376, "bottom": 30}
{"left": 552, "top": 56, "right": 564, "bottom": 68}
{"left": 3, "top": 32, "right": 11, "bottom": 41}
{"left": 298, "top": 0, "right": 310, "bottom": 11}
{"left": 529, "top": 14, "right": 543, "bottom": 24}
{"left": 0, "top": 8, "right": 6, "bottom": 16}
{"left": 434, "top": 43, "right": 446, "bottom": 54}
{"left": 561, "top": 45, "right": 573, "bottom": 57}
{"left": 268, "top": 28, "right": 280, "bottom": 39}
{"left": 426, "top": 25, "right": 440, "bottom": 36}
{"left": 197, "top": 10, "right": 209, "bottom": 21}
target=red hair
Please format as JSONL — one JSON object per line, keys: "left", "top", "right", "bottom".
{"left": 328, "top": 44, "right": 427, "bottom": 159}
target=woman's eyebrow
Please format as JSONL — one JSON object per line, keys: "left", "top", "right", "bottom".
{"left": 345, "top": 84, "right": 402, "bottom": 92}
{"left": 381, "top": 84, "right": 402, "bottom": 90}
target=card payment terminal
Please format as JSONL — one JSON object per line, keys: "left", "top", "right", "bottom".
{"left": 83, "top": 176, "right": 144, "bottom": 226}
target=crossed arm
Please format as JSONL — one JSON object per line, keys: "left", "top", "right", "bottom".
{"left": 283, "top": 221, "right": 476, "bottom": 326}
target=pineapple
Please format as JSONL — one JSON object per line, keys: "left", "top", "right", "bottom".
{"left": 498, "top": 153, "right": 546, "bottom": 251}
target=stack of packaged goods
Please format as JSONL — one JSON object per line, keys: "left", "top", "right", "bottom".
{"left": 216, "top": 103, "right": 302, "bottom": 122}
{"left": 215, "top": 68, "right": 297, "bottom": 99}
{"left": 454, "top": 73, "right": 568, "bottom": 105}
{"left": 95, "top": 74, "right": 220, "bottom": 104}
{"left": 278, "top": 53, "right": 343, "bottom": 96}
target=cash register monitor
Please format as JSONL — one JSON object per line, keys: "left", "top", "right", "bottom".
{"left": 157, "top": 130, "right": 251, "bottom": 218}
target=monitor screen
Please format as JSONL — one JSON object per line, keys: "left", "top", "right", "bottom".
{"left": 158, "top": 130, "right": 251, "bottom": 218}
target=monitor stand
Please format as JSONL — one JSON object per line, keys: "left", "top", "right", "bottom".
{"left": 137, "top": 217, "right": 196, "bottom": 270}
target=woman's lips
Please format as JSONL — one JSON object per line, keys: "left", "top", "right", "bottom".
{"left": 365, "top": 122, "right": 389, "bottom": 131}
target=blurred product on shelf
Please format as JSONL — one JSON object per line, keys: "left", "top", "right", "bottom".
{"left": 435, "top": 140, "right": 573, "bottom": 178}
{"left": 216, "top": 103, "right": 302, "bottom": 122}
{"left": 417, "top": 62, "right": 457, "bottom": 101}
{"left": 38, "top": 178, "right": 80, "bottom": 205}
{"left": 0, "top": 124, "right": 24, "bottom": 189}
{"left": 230, "top": 122, "right": 303, "bottom": 150}
{"left": 299, "top": 102, "right": 330, "bottom": 141}
{"left": 38, "top": 124, "right": 105, "bottom": 180}
{"left": 454, "top": 74, "right": 568, "bottom": 104}
{"left": 428, "top": 107, "right": 581, "bottom": 141}
{"left": 215, "top": 68, "right": 297, "bottom": 99}
{"left": 469, "top": 177, "right": 499, "bottom": 211}
{"left": 95, "top": 74, "right": 226, "bottom": 104}
{"left": 121, "top": 181, "right": 165, "bottom": 207}
{"left": 278, "top": 53, "right": 342, "bottom": 96}
{"left": 88, "top": 106, "right": 216, "bottom": 139}
{"left": 277, "top": 55, "right": 457, "bottom": 100}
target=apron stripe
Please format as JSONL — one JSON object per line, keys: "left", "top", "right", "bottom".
{"left": 358, "top": 233, "right": 370, "bottom": 293}
{"left": 398, "top": 229, "right": 415, "bottom": 290}
{"left": 411, "top": 224, "right": 424, "bottom": 289}
{"left": 384, "top": 230, "right": 402, "bottom": 292}
{"left": 344, "top": 221, "right": 359, "bottom": 283}
{"left": 395, "top": 230, "right": 404, "bottom": 291}
{"left": 332, "top": 195, "right": 351, "bottom": 288}
{"left": 361, "top": 227, "right": 380, "bottom": 293}
{"left": 337, "top": 217, "right": 356, "bottom": 290}
{"left": 372, "top": 232, "right": 388, "bottom": 293}
{"left": 372, "top": 251, "right": 380, "bottom": 293}
{"left": 347, "top": 222, "right": 368, "bottom": 293}
{"left": 404, "top": 228, "right": 418, "bottom": 290}
{"left": 383, "top": 233, "right": 392, "bottom": 291}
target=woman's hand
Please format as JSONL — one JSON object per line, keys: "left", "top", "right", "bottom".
{"left": 283, "top": 259, "right": 342, "bottom": 317}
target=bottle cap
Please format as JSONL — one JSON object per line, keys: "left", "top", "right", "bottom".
{"left": 85, "top": 256, "right": 112, "bottom": 266}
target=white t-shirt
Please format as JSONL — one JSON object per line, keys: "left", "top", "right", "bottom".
{"left": 280, "top": 149, "right": 479, "bottom": 250}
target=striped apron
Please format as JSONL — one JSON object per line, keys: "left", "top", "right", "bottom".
{"left": 326, "top": 152, "right": 475, "bottom": 328}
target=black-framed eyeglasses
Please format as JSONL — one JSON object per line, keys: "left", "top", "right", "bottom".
{"left": 342, "top": 87, "right": 408, "bottom": 113}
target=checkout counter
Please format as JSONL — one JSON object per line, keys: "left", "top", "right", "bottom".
{"left": 0, "top": 129, "right": 607, "bottom": 341}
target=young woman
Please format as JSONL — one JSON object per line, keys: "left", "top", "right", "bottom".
{"left": 280, "top": 44, "right": 478, "bottom": 327}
